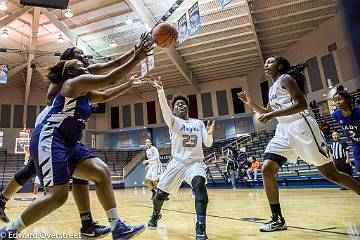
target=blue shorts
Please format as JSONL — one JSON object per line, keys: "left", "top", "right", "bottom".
{"left": 353, "top": 150, "right": 360, "bottom": 172}
{"left": 30, "top": 124, "right": 96, "bottom": 187}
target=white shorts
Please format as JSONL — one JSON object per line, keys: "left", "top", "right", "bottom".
{"left": 265, "top": 116, "right": 332, "bottom": 166}
{"left": 145, "top": 163, "right": 162, "bottom": 181}
{"left": 158, "top": 159, "right": 207, "bottom": 195}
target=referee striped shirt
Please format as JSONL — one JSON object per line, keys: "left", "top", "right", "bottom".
{"left": 330, "top": 140, "right": 349, "bottom": 160}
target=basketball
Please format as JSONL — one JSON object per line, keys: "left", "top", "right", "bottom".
{"left": 152, "top": 23, "right": 178, "bottom": 48}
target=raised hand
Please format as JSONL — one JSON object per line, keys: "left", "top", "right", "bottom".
{"left": 206, "top": 121, "right": 215, "bottom": 135}
{"left": 144, "top": 75, "right": 163, "bottom": 90}
{"left": 135, "top": 32, "right": 154, "bottom": 61}
{"left": 128, "top": 75, "right": 146, "bottom": 87}
{"left": 237, "top": 91, "right": 251, "bottom": 105}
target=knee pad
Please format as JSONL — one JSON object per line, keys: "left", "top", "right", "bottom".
{"left": 14, "top": 158, "right": 36, "bottom": 186}
{"left": 191, "top": 176, "right": 208, "bottom": 202}
{"left": 153, "top": 189, "right": 169, "bottom": 201}
{"left": 72, "top": 178, "right": 89, "bottom": 185}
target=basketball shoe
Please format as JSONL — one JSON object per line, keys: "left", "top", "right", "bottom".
{"left": 147, "top": 212, "right": 162, "bottom": 229}
{"left": 81, "top": 221, "right": 111, "bottom": 238}
{"left": 111, "top": 220, "right": 144, "bottom": 240}
{"left": 259, "top": 214, "right": 287, "bottom": 232}
{"left": 195, "top": 222, "right": 208, "bottom": 240}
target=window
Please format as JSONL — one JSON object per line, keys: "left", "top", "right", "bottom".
{"left": 91, "top": 134, "right": 96, "bottom": 149}
{"left": 0, "top": 131, "right": 3, "bottom": 148}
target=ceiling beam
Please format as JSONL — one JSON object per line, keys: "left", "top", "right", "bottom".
{"left": 9, "top": 63, "right": 27, "bottom": 78}
{"left": 125, "top": 0, "right": 200, "bottom": 92}
{"left": 246, "top": 0, "right": 264, "bottom": 64}
{"left": 0, "top": 5, "right": 32, "bottom": 28}
{"left": 24, "top": 7, "right": 41, "bottom": 129}
{"left": 41, "top": 8, "right": 103, "bottom": 59}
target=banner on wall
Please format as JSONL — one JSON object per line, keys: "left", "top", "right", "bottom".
{"left": 188, "top": 1, "right": 201, "bottom": 36}
{"left": 0, "top": 64, "right": 8, "bottom": 84}
{"left": 178, "top": 13, "right": 189, "bottom": 44}
{"left": 147, "top": 55, "right": 155, "bottom": 72}
{"left": 220, "top": 0, "right": 232, "bottom": 9}
{"left": 141, "top": 59, "right": 148, "bottom": 77}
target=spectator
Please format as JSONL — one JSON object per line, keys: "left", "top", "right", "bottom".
{"left": 246, "top": 156, "right": 261, "bottom": 180}
{"left": 226, "top": 156, "right": 238, "bottom": 189}
{"left": 237, "top": 146, "right": 248, "bottom": 179}
{"left": 330, "top": 132, "right": 353, "bottom": 190}
{"left": 310, "top": 100, "right": 320, "bottom": 119}
{"left": 320, "top": 120, "right": 331, "bottom": 141}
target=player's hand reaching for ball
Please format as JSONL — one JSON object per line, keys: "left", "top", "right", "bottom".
{"left": 135, "top": 32, "right": 154, "bottom": 60}
{"left": 206, "top": 121, "right": 215, "bottom": 135}
{"left": 145, "top": 75, "right": 163, "bottom": 90}
{"left": 128, "top": 75, "right": 146, "bottom": 87}
{"left": 237, "top": 91, "right": 251, "bottom": 105}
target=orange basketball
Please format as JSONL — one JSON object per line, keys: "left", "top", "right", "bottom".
{"left": 152, "top": 23, "right": 178, "bottom": 48}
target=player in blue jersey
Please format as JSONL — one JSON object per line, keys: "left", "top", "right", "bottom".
{"left": 0, "top": 33, "right": 151, "bottom": 238}
{"left": 333, "top": 88, "right": 360, "bottom": 176}
{"left": 0, "top": 38, "right": 153, "bottom": 240}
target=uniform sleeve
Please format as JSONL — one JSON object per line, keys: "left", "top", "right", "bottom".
{"left": 342, "top": 140, "right": 349, "bottom": 151}
{"left": 201, "top": 121, "right": 213, "bottom": 148}
{"left": 157, "top": 88, "right": 174, "bottom": 128}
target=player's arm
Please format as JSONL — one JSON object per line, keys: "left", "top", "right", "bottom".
{"left": 237, "top": 91, "right": 271, "bottom": 114}
{"left": 46, "top": 83, "right": 62, "bottom": 105}
{"left": 343, "top": 141, "right": 351, "bottom": 164}
{"left": 87, "top": 76, "right": 143, "bottom": 104}
{"left": 201, "top": 121, "right": 214, "bottom": 148}
{"left": 87, "top": 33, "right": 153, "bottom": 75}
{"left": 259, "top": 75, "right": 307, "bottom": 123}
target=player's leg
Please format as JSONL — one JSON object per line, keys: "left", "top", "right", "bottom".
{"left": 246, "top": 168, "right": 252, "bottom": 179}
{"left": 0, "top": 158, "right": 36, "bottom": 223}
{"left": 69, "top": 143, "right": 112, "bottom": 238}
{"left": 260, "top": 153, "right": 288, "bottom": 232}
{"left": 317, "top": 163, "right": 360, "bottom": 193}
{"left": 73, "top": 157, "right": 144, "bottom": 239}
{"left": 148, "top": 160, "right": 184, "bottom": 229}
{"left": 192, "top": 176, "right": 208, "bottom": 240}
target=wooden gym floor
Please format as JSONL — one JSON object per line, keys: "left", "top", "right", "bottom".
{"left": 3, "top": 188, "right": 360, "bottom": 239}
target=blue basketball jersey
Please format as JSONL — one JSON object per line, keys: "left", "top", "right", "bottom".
{"left": 40, "top": 92, "right": 92, "bottom": 144}
{"left": 333, "top": 106, "right": 360, "bottom": 151}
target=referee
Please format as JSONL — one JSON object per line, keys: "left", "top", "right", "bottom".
{"left": 330, "top": 132, "right": 353, "bottom": 181}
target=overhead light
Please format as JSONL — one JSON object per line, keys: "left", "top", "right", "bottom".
{"left": 125, "top": 19, "right": 133, "bottom": 25}
{"left": 1, "top": 29, "right": 8, "bottom": 39}
{"left": 110, "top": 40, "right": 117, "bottom": 47}
{"left": 64, "top": 9, "right": 73, "bottom": 18}
{"left": 57, "top": 34, "right": 65, "bottom": 43}
{"left": 0, "top": 2, "right": 7, "bottom": 11}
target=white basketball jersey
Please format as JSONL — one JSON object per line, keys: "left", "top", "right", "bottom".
{"left": 146, "top": 146, "right": 160, "bottom": 165}
{"left": 170, "top": 117, "right": 211, "bottom": 163}
{"left": 268, "top": 74, "right": 306, "bottom": 123}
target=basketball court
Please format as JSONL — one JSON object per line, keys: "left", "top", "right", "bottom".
{"left": 5, "top": 189, "right": 360, "bottom": 239}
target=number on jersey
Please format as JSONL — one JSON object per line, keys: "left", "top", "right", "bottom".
{"left": 183, "top": 135, "right": 198, "bottom": 147}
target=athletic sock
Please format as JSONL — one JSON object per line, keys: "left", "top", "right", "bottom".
{"left": 5, "top": 217, "right": 26, "bottom": 232}
{"left": 80, "top": 211, "right": 93, "bottom": 229}
{"left": 269, "top": 203, "right": 282, "bottom": 218}
{"left": 0, "top": 193, "right": 8, "bottom": 208}
{"left": 106, "top": 208, "right": 120, "bottom": 231}
{"left": 197, "top": 215, "right": 206, "bottom": 224}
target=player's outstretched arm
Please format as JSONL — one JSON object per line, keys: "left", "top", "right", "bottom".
{"left": 237, "top": 91, "right": 270, "bottom": 114}
{"left": 61, "top": 44, "right": 152, "bottom": 98}
{"left": 88, "top": 33, "right": 154, "bottom": 75}
{"left": 258, "top": 75, "right": 307, "bottom": 124}
{"left": 87, "top": 75, "right": 145, "bottom": 104}
{"left": 148, "top": 76, "right": 175, "bottom": 128}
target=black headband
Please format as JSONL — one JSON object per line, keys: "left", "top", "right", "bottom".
{"left": 60, "top": 47, "right": 76, "bottom": 61}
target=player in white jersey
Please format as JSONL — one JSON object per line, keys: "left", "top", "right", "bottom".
{"left": 238, "top": 56, "right": 360, "bottom": 232}
{"left": 146, "top": 76, "right": 214, "bottom": 240}
{"left": 143, "top": 139, "right": 162, "bottom": 199}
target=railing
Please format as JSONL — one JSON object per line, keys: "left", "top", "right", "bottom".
{"left": 122, "top": 151, "right": 146, "bottom": 181}
{"left": 204, "top": 152, "right": 217, "bottom": 164}
{"left": 221, "top": 134, "right": 251, "bottom": 156}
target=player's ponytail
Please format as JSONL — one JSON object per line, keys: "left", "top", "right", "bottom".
{"left": 47, "top": 60, "right": 76, "bottom": 84}
{"left": 274, "top": 56, "right": 307, "bottom": 95}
